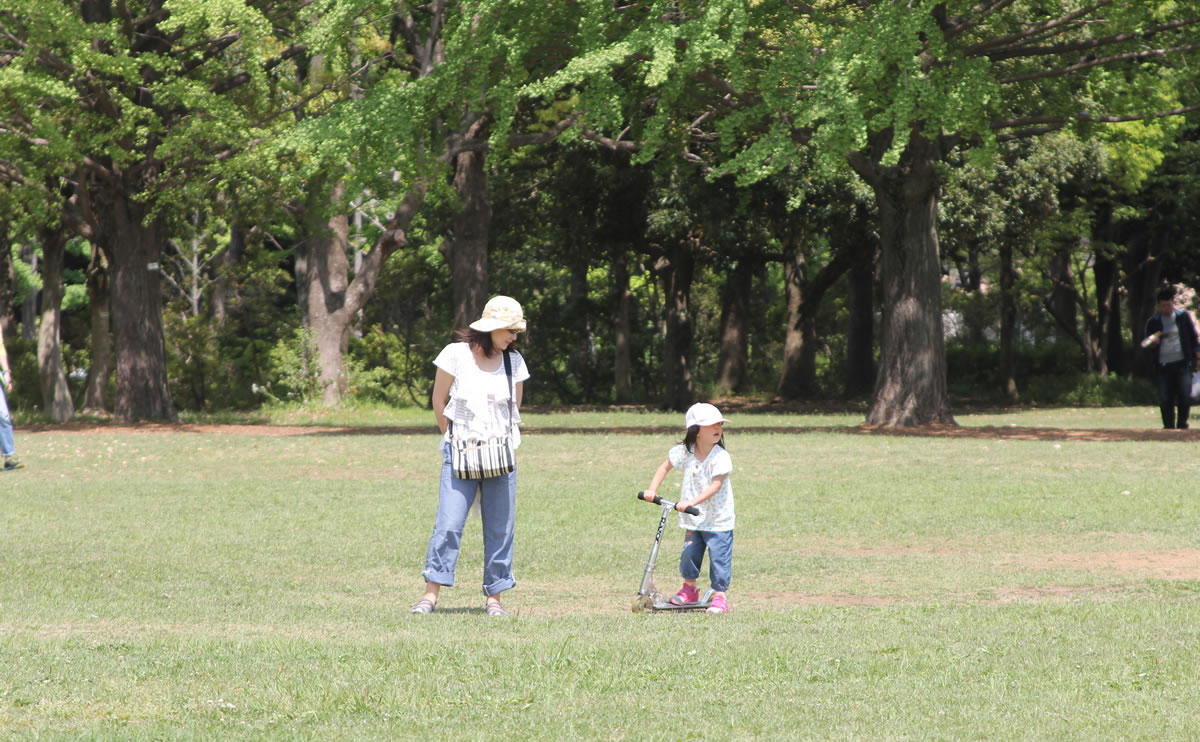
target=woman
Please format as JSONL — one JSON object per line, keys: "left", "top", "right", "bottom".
{"left": 411, "top": 296, "right": 530, "bottom": 617}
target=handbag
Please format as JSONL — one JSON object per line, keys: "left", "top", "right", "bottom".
{"left": 450, "top": 350, "right": 516, "bottom": 479}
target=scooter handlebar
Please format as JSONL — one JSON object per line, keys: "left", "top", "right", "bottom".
{"left": 637, "top": 491, "right": 700, "bottom": 516}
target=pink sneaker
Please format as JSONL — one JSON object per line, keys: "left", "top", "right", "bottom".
{"left": 668, "top": 583, "right": 699, "bottom": 606}
{"left": 706, "top": 593, "right": 729, "bottom": 614}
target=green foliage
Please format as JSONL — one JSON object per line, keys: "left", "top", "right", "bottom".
{"left": 165, "top": 313, "right": 224, "bottom": 412}
{"left": 344, "top": 326, "right": 431, "bottom": 408}
{"left": 0, "top": 335, "right": 38, "bottom": 413}
{"left": 266, "top": 327, "right": 322, "bottom": 404}
{"left": 9, "top": 246, "right": 41, "bottom": 306}
{"left": 1023, "top": 372, "right": 1158, "bottom": 407}
{"left": 948, "top": 342, "right": 1157, "bottom": 405}
{"left": 2, "top": 0, "right": 1197, "bottom": 422}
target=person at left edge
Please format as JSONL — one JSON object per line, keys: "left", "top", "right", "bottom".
{"left": 411, "top": 296, "right": 530, "bottom": 617}
{"left": 0, "top": 323, "right": 23, "bottom": 471}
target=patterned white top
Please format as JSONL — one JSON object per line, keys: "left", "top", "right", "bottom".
{"left": 668, "top": 443, "right": 734, "bottom": 532}
{"left": 433, "top": 343, "right": 530, "bottom": 448}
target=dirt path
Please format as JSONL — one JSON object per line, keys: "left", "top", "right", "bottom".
{"left": 21, "top": 420, "right": 1200, "bottom": 442}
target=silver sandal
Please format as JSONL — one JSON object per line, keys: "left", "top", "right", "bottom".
{"left": 410, "top": 598, "right": 436, "bottom": 614}
{"left": 485, "top": 602, "right": 509, "bottom": 617}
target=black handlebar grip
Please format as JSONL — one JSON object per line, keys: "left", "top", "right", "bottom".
{"left": 683, "top": 506, "right": 700, "bottom": 516}
{"left": 637, "top": 491, "right": 663, "bottom": 505}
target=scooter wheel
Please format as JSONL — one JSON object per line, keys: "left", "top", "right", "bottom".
{"left": 632, "top": 595, "right": 652, "bottom": 613}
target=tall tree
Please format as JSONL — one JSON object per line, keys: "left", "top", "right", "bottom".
{"left": 36, "top": 226, "right": 74, "bottom": 422}
{"left": 0, "top": 0, "right": 307, "bottom": 419}
{"left": 529, "top": 0, "right": 1200, "bottom": 425}
{"left": 279, "top": 0, "right": 584, "bottom": 405}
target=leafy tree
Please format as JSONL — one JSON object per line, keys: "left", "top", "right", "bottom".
{"left": 268, "top": 0, "right": 588, "bottom": 406}
{"left": 0, "top": 0, "right": 307, "bottom": 420}
{"left": 527, "top": 0, "right": 1200, "bottom": 425}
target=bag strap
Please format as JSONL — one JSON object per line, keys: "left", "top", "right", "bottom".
{"left": 503, "top": 349, "right": 514, "bottom": 436}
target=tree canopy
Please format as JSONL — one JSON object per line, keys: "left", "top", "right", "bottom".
{"left": 1, "top": 1, "right": 1198, "bottom": 423}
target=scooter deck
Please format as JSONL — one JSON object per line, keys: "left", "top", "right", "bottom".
{"left": 649, "top": 599, "right": 711, "bottom": 611}
{"left": 634, "top": 589, "right": 715, "bottom": 612}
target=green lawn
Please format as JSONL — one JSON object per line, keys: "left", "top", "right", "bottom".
{"left": 2, "top": 409, "right": 1198, "bottom": 739}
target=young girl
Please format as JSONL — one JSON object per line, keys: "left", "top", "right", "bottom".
{"left": 643, "top": 402, "right": 735, "bottom": 614}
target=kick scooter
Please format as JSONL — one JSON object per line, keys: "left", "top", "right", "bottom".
{"left": 632, "top": 491, "right": 715, "bottom": 613}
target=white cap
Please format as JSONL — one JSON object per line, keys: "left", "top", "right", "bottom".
{"left": 685, "top": 402, "right": 730, "bottom": 428}
{"left": 469, "top": 296, "right": 527, "bottom": 332}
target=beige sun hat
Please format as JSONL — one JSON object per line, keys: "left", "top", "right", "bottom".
{"left": 469, "top": 296, "right": 527, "bottom": 332}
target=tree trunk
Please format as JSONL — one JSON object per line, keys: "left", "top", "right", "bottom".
{"left": 779, "top": 219, "right": 858, "bottom": 401}
{"left": 0, "top": 226, "right": 13, "bottom": 338}
{"left": 302, "top": 180, "right": 427, "bottom": 406}
{"left": 442, "top": 120, "right": 491, "bottom": 331}
{"left": 998, "top": 241, "right": 1017, "bottom": 399}
{"left": 19, "top": 243, "right": 38, "bottom": 342}
{"left": 36, "top": 228, "right": 75, "bottom": 422}
{"left": 83, "top": 243, "right": 112, "bottom": 414}
{"left": 1094, "top": 253, "right": 1121, "bottom": 375}
{"left": 659, "top": 244, "right": 695, "bottom": 411}
{"left": 851, "top": 130, "right": 955, "bottom": 426}
{"left": 101, "top": 193, "right": 176, "bottom": 421}
{"left": 611, "top": 248, "right": 633, "bottom": 404}
{"left": 845, "top": 251, "right": 876, "bottom": 399}
{"left": 566, "top": 255, "right": 596, "bottom": 402}
{"left": 302, "top": 179, "right": 353, "bottom": 407}
{"left": 212, "top": 222, "right": 245, "bottom": 324}
{"left": 1125, "top": 232, "right": 1162, "bottom": 380}
{"left": 1049, "top": 248, "right": 1076, "bottom": 345}
{"left": 715, "top": 260, "right": 752, "bottom": 396}
{"left": 963, "top": 243, "right": 988, "bottom": 344}
{"left": 777, "top": 237, "right": 817, "bottom": 399}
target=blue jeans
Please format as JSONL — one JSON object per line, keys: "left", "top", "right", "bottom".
{"left": 1156, "top": 361, "right": 1191, "bottom": 429}
{"left": 0, "top": 373, "right": 14, "bottom": 457}
{"left": 422, "top": 441, "right": 517, "bottom": 596}
{"left": 679, "top": 529, "right": 733, "bottom": 592}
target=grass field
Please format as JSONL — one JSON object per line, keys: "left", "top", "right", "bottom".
{"left": 2, "top": 409, "right": 1199, "bottom": 740}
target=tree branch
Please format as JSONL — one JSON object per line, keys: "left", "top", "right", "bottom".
{"left": 1000, "top": 43, "right": 1200, "bottom": 84}
{"left": 177, "top": 33, "right": 241, "bottom": 77}
{"left": 988, "top": 17, "right": 1200, "bottom": 64}
{"left": 994, "top": 124, "right": 1065, "bottom": 142}
{"left": 992, "top": 103, "right": 1200, "bottom": 134}
{"left": 943, "top": 0, "right": 1022, "bottom": 42}
{"left": 961, "top": 2, "right": 1111, "bottom": 57}
{"left": 579, "top": 127, "right": 640, "bottom": 152}
{"left": 694, "top": 70, "right": 770, "bottom": 107}
{"left": 207, "top": 43, "right": 308, "bottom": 95}
{"left": 505, "top": 112, "right": 581, "bottom": 148}
{"left": 0, "top": 126, "right": 50, "bottom": 146}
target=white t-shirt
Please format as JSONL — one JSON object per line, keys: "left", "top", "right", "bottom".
{"left": 668, "top": 443, "right": 734, "bottom": 532}
{"left": 433, "top": 343, "right": 530, "bottom": 448}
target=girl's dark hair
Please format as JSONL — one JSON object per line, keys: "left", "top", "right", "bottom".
{"left": 681, "top": 424, "right": 726, "bottom": 453}
{"left": 455, "top": 327, "right": 519, "bottom": 358}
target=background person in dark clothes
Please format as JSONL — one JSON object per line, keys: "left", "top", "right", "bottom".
{"left": 1143, "top": 287, "right": 1200, "bottom": 430}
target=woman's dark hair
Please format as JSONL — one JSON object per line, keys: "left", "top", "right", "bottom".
{"left": 455, "top": 327, "right": 519, "bottom": 358}
{"left": 681, "top": 424, "right": 726, "bottom": 453}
